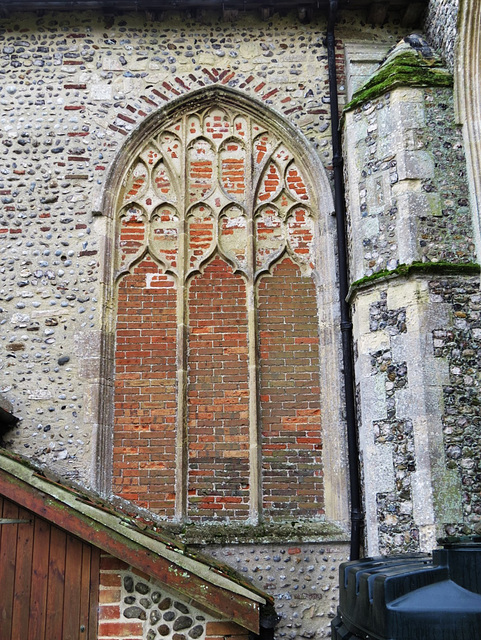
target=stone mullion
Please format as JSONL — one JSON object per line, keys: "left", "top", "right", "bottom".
{"left": 174, "top": 115, "right": 188, "bottom": 521}
{"left": 246, "top": 125, "right": 263, "bottom": 523}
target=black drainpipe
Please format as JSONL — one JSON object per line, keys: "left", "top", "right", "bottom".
{"left": 327, "top": 0, "right": 363, "bottom": 561}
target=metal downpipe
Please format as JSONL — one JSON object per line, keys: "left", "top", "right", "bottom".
{"left": 327, "top": 0, "right": 363, "bottom": 561}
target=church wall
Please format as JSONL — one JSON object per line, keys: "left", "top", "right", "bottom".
{"left": 425, "top": 0, "right": 459, "bottom": 71}
{"left": 113, "top": 258, "right": 178, "bottom": 513}
{"left": 98, "top": 554, "right": 219, "bottom": 640}
{"left": 344, "top": 86, "right": 474, "bottom": 282}
{"left": 0, "top": 8, "right": 395, "bottom": 637}
{"left": 343, "top": 72, "right": 480, "bottom": 554}
{"left": 0, "top": 7, "right": 407, "bottom": 500}
{"left": 1, "top": 5, "right": 476, "bottom": 638}
{"left": 205, "top": 542, "right": 347, "bottom": 640}
{"left": 350, "top": 274, "right": 481, "bottom": 555}
{"left": 0, "top": 9, "right": 334, "bottom": 480}
{"left": 0, "top": 9, "right": 334, "bottom": 479}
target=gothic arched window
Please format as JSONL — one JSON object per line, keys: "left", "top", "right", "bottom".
{"left": 106, "top": 90, "right": 341, "bottom": 525}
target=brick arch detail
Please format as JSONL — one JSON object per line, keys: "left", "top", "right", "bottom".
{"left": 95, "top": 86, "right": 348, "bottom": 528}
{"left": 97, "top": 67, "right": 321, "bottom": 145}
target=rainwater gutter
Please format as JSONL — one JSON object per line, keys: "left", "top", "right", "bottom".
{"left": 327, "top": 0, "right": 363, "bottom": 561}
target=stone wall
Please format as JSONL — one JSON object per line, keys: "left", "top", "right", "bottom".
{"left": 98, "top": 554, "right": 219, "bottom": 640}
{"left": 351, "top": 274, "right": 480, "bottom": 555}
{"left": 343, "top": 41, "right": 480, "bottom": 555}
{"left": 431, "top": 276, "right": 481, "bottom": 533}
{"left": 425, "top": 0, "right": 459, "bottom": 70}
{"left": 98, "top": 545, "right": 350, "bottom": 640}
{"left": 0, "top": 6, "right": 408, "bottom": 509}
{"left": 344, "top": 85, "right": 474, "bottom": 284}
{"left": 0, "top": 8, "right": 373, "bottom": 481}
{"left": 0, "top": 8, "right": 410, "bottom": 638}
{"left": 205, "top": 542, "right": 348, "bottom": 640}
{"left": 1, "top": 5, "right": 474, "bottom": 638}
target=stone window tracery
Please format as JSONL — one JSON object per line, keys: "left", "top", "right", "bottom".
{"left": 113, "top": 102, "right": 324, "bottom": 523}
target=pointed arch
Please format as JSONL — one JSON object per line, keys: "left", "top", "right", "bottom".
{"left": 92, "top": 86, "right": 348, "bottom": 529}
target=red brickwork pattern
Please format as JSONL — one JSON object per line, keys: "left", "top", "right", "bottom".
{"left": 286, "top": 164, "right": 309, "bottom": 201}
{"left": 123, "top": 161, "right": 147, "bottom": 203}
{"left": 187, "top": 256, "right": 250, "bottom": 520}
{"left": 119, "top": 207, "right": 145, "bottom": 269}
{"left": 219, "top": 210, "right": 248, "bottom": 270}
{"left": 98, "top": 555, "right": 143, "bottom": 640}
{"left": 258, "top": 162, "right": 281, "bottom": 202}
{"left": 151, "top": 207, "right": 179, "bottom": 270}
{"left": 112, "top": 103, "right": 322, "bottom": 522}
{"left": 188, "top": 207, "right": 215, "bottom": 270}
{"left": 221, "top": 143, "right": 246, "bottom": 199}
{"left": 205, "top": 112, "right": 230, "bottom": 141}
{"left": 153, "top": 162, "right": 174, "bottom": 198}
{"left": 255, "top": 207, "right": 283, "bottom": 270}
{"left": 114, "top": 257, "right": 177, "bottom": 515}
{"left": 258, "top": 257, "right": 323, "bottom": 519}
{"left": 188, "top": 140, "right": 214, "bottom": 204}
{"left": 287, "top": 207, "right": 315, "bottom": 269}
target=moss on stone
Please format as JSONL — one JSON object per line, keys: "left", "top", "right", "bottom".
{"left": 344, "top": 49, "right": 453, "bottom": 114}
{"left": 166, "top": 520, "right": 348, "bottom": 545}
{"left": 349, "top": 261, "right": 481, "bottom": 297}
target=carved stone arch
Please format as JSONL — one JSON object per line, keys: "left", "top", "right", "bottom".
{"left": 93, "top": 86, "right": 348, "bottom": 529}
{"left": 456, "top": 0, "right": 481, "bottom": 259}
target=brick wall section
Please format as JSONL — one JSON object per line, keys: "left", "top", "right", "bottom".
{"left": 98, "top": 553, "right": 220, "bottom": 640}
{"left": 98, "top": 555, "right": 143, "bottom": 640}
{"left": 114, "top": 257, "right": 177, "bottom": 515}
{"left": 258, "top": 257, "right": 323, "bottom": 519}
{"left": 187, "top": 256, "right": 250, "bottom": 520}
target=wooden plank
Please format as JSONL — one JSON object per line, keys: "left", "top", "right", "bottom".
{"left": 87, "top": 546, "right": 101, "bottom": 640}
{"left": 78, "top": 544, "right": 91, "bottom": 638}
{"left": 0, "top": 499, "right": 18, "bottom": 640}
{"left": 0, "top": 473, "right": 261, "bottom": 633}
{"left": 11, "top": 507, "right": 34, "bottom": 639}
{"left": 28, "top": 518, "right": 50, "bottom": 640}
{"left": 63, "top": 534, "right": 83, "bottom": 640}
{"left": 45, "top": 527, "right": 66, "bottom": 638}
{"left": 79, "top": 545, "right": 94, "bottom": 639}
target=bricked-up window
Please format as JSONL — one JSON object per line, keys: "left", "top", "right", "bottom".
{"left": 113, "top": 103, "right": 323, "bottom": 523}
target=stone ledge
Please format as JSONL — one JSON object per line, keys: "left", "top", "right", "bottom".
{"left": 164, "top": 520, "right": 349, "bottom": 545}
{"left": 347, "top": 261, "right": 481, "bottom": 303}
{"left": 343, "top": 43, "right": 453, "bottom": 115}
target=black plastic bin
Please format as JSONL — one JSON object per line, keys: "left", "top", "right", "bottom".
{"left": 331, "top": 539, "right": 481, "bottom": 639}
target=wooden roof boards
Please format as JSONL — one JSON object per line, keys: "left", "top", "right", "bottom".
{"left": 0, "top": 449, "right": 269, "bottom": 634}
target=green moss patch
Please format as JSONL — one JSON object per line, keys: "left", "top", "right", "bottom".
{"left": 166, "top": 520, "right": 348, "bottom": 545}
{"left": 344, "top": 49, "right": 453, "bottom": 113}
{"left": 349, "top": 261, "right": 480, "bottom": 298}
